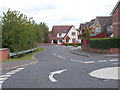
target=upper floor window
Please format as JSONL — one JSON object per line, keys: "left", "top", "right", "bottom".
{"left": 72, "top": 32, "right": 76, "bottom": 36}
{"left": 110, "top": 25, "right": 113, "bottom": 30}
{"left": 96, "top": 27, "right": 99, "bottom": 32}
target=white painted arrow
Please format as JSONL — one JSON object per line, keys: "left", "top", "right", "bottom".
{"left": 49, "top": 69, "right": 67, "bottom": 83}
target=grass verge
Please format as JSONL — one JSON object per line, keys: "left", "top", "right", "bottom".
{"left": 2, "top": 48, "right": 45, "bottom": 62}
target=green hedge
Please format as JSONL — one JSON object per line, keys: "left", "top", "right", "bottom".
{"left": 90, "top": 37, "right": 120, "bottom": 49}
{"left": 65, "top": 43, "right": 81, "bottom": 46}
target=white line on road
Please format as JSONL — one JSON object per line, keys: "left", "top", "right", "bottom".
{"left": 98, "top": 60, "right": 107, "bottom": 63}
{"left": 113, "top": 63, "right": 120, "bottom": 65}
{"left": 16, "top": 68, "right": 25, "bottom": 70}
{"left": 0, "top": 81, "right": 4, "bottom": 84}
{"left": 53, "top": 53, "right": 56, "bottom": 56}
{"left": 0, "top": 84, "right": 2, "bottom": 89}
{"left": 70, "top": 59, "right": 81, "bottom": 62}
{"left": 0, "top": 77, "right": 8, "bottom": 81}
{"left": 0, "top": 67, "right": 25, "bottom": 89}
{"left": 57, "top": 56, "right": 66, "bottom": 59}
{"left": 0, "top": 75, "right": 11, "bottom": 78}
{"left": 6, "top": 72, "right": 17, "bottom": 75}
{"left": 83, "top": 61, "right": 95, "bottom": 64}
{"left": 49, "top": 69, "right": 67, "bottom": 83}
{"left": 109, "top": 59, "right": 118, "bottom": 62}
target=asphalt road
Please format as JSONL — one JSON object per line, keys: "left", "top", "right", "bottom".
{"left": 1, "top": 46, "right": 119, "bottom": 88}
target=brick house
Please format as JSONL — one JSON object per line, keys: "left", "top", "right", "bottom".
{"left": 92, "top": 16, "right": 111, "bottom": 34}
{"left": 79, "top": 19, "right": 95, "bottom": 38}
{"left": 48, "top": 25, "right": 78, "bottom": 44}
{"left": 111, "top": 0, "right": 120, "bottom": 37}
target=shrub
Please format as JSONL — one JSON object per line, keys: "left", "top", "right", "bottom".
{"left": 72, "top": 43, "right": 81, "bottom": 46}
{"left": 90, "top": 37, "right": 120, "bottom": 49}
{"left": 73, "top": 45, "right": 78, "bottom": 47}
{"left": 65, "top": 43, "right": 72, "bottom": 46}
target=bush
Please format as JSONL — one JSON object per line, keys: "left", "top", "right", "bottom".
{"left": 72, "top": 43, "right": 81, "bottom": 46}
{"left": 73, "top": 45, "right": 78, "bottom": 47}
{"left": 65, "top": 43, "right": 72, "bottom": 46}
{"left": 90, "top": 37, "right": 120, "bottom": 49}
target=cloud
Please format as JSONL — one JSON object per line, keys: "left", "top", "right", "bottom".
{"left": 0, "top": 0, "right": 119, "bottom": 30}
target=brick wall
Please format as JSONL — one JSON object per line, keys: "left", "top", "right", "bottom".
{"left": 112, "top": 3, "right": 120, "bottom": 37}
{"left": 82, "top": 44, "right": 120, "bottom": 54}
{"left": 0, "top": 48, "right": 10, "bottom": 61}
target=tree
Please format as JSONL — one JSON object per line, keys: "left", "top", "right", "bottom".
{"left": 2, "top": 9, "right": 37, "bottom": 52}
{"left": 85, "top": 27, "right": 90, "bottom": 38}
{"left": 35, "top": 22, "right": 49, "bottom": 43}
{"left": 2, "top": 9, "right": 49, "bottom": 52}
{"left": 82, "top": 27, "right": 90, "bottom": 39}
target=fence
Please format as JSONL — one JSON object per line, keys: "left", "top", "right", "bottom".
{"left": 10, "top": 48, "right": 37, "bottom": 58}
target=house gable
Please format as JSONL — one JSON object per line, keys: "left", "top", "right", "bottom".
{"left": 64, "top": 26, "right": 78, "bottom": 43}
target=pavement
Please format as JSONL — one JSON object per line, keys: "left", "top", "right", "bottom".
{"left": 0, "top": 49, "right": 47, "bottom": 71}
{"left": 69, "top": 46, "right": 119, "bottom": 58}
{"left": 1, "top": 59, "right": 38, "bottom": 71}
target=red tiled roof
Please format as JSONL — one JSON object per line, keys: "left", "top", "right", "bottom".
{"left": 51, "top": 25, "right": 73, "bottom": 34}
{"left": 48, "top": 34, "right": 56, "bottom": 40}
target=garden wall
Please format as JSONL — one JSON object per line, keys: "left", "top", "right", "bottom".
{"left": 81, "top": 39, "right": 120, "bottom": 54}
{"left": 0, "top": 48, "right": 10, "bottom": 61}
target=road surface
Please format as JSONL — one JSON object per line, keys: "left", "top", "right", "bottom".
{"left": 1, "top": 46, "right": 119, "bottom": 88}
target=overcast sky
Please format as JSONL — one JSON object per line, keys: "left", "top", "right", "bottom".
{"left": 0, "top": 0, "right": 118, "bottom": 30}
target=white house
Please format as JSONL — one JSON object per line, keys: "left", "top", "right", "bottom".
{"left": 48, "top": 25, "right": 79, "bottom": 44}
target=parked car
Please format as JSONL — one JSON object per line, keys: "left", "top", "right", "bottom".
{"left": 61, "top": 42, "right": 68, "bottom": 45}
{"left": 76, "top": 39, "right": 81, "bottom": 43}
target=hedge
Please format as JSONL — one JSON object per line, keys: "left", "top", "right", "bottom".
{"left": 65, "top": 43, "right": 81, "bottom": 46}
{"left": 90, "top": 37, "right": 120, "bottom": 49}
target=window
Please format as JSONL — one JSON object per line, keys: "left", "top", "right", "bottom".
{"left": 96, "top": 27, "right": 99, "bottom": 32}
{"left": 59, "top": 33, "right": 62, "bottom": 37}
{"left": 110, "top": 25, "right": 113, "bottom": 30}
{"left": 59, "top": 40, "right": 62, "bottom": 43}
{"left": 72, "top": 38, "right": 76, "bottom": 42}
{"left": 72, "top": 32, "right": 76, "bottom": 36}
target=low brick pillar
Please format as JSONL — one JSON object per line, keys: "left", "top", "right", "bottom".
{"left": 0, "top": 48, "right": 10, "bottom": 61}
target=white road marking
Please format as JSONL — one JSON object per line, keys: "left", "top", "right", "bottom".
{"left": 49, "top": 69, "right": 67, "bottom": 83}
{"left": 0, "top": 81, "right": 4, "bottom": 84}
{"left": 17, "top": 68, "right": 25, "bottom": 70}
{"left": 0, "top": 84, "right": 2, "bottom": 89}
{"left": 0, "top": 78, "right": 8, "bottom": 81}
{"left": 70, "top": 59, "right": 81, "bottom": 62}
{"left": 109, "top": 59, "right": 118, "bottom": 62}
{"left": 98, "top": 60, "right": 107, "bottom": 63}
{"left": 53, "top": 53, "right": 56, "bottom": 56}
{"left": 6, "top": 72, "right": 17, "bottom": 75}
{"left": 57, "top": 56, "right": 65, "bottom": 59}
{"left": 0, "top": 67, "right": 25, "bottom": 89}
{"left": 0, "top": 75, "right": 11, "bottom": 78}
{"left": 83, "top": 61, "right": 95, "bottom": 64}
{"left": 113, "top": 63, "right": 119, "bottom": 65}
{"left": 89, "top": 67, "right": 120, "bottom": 80}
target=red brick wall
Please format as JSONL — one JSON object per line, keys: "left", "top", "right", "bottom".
{"left": 112, "top": 4, "right": 120, "bottom": 37}
{"left": 0, "top": 48, "right": 10, "bottom": 61}
{"left": 82, "top": 44, "right": 120, "bottom": 54}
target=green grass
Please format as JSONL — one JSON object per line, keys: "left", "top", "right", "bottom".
{"left": 2, "top": 48, "right": 45, "bottom": 62}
